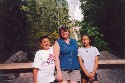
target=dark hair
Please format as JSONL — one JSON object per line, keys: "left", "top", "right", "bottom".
{"left": 39, "top": 35, "right": 50, "bottom": 43}
{"left": 81, "top": 33, "right": 93, "bottom": 45}
{"left": 59, "top": 26, "right": 69, "bottom": 39}
{"left": 81, "top": 33, "right": 90, "bottom": 40}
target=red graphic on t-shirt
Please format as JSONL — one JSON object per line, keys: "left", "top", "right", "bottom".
{"left": 47, "top": 54, "right": 55, "bottom": 65}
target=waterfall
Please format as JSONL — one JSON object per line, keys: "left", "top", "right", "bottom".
{"left": 66, "top": 0, "right": 83, "bottom": 40}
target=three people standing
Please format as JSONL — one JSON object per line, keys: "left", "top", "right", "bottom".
{"left": 33, "top": 26, "right": 100, "bottom": 83}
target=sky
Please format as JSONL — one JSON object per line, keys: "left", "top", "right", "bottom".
{"left": 66, "top": 0, "right": 83, "bottom": 21}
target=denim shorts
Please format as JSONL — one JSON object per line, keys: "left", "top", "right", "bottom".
{"left": 81, "top": 70, "right": 98, "bottom": 81}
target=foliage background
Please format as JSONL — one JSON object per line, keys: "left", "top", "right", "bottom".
{"left": 79, "top": 0, "right": 125, "bottom": 58}
{"left": 0, "top": 0, "right": 125, "bottom": 63}
{"left": 0, "top": 0, "right": 70, "bottom": 62}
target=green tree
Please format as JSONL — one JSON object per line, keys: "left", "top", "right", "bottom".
{"left": 22, "top": 0, "right": 70, "bottom": 44}
{"left": 79, "top": 0, "right": 109, "bottom": 51}
{"left": 79, "top": 0, "right": 125, "bottom": 58}
{"left": 77, "top": 21, "right": 109, "bottom": 51}
{"left": 0, "top": 0, "right": 30, "bottom": 61}
{"left": 20, "top": 0, "right": 70, "bottom": 60}
{"left": 0, "top": 0, "right": 70, "bottom": 62}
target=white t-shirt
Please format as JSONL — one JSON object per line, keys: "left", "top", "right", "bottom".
{"left": 78, "top": 46, "right": 100, "bottom": 72}
{"left": 32, "top": 47, "right": 55, "bottom": 83}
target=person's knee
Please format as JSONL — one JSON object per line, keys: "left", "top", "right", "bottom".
{"left": 61, "top": 81, "right": 68, "bottom": 83}
{"left": 69, "top": 81, "right": 78, "bottom": 83}
{"left": 81, "top": 79, "right": 88, "bottom": 83}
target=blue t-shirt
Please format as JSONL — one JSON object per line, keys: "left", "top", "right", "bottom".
{"left": 57, "top": 38, "right": 80, "bottom": 70}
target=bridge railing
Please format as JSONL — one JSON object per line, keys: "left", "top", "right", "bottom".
{"left": 0, "top": 59, "right": 125, "bottom": 70}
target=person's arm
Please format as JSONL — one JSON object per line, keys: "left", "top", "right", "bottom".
{"left": 90, "top": 47, "right": 100, "bottom": 79}
{"left": 53, "top": 41, "right": 62, "bottom": 81}
{"left": 32, "top": 51, "right": 42, "bottom": 83}
{"left": 78, "top": 56, "right": 90, "bottom": 77}
{"left": 33, "top": 68, "right": 38, "bottom": 83}
{"left": 90, "top": 55, "right": 99, "bottom": 78}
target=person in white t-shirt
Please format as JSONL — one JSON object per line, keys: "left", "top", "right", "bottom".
{"left": 33, "top": 35, "right": 56, "bottom": 83}
{"left": 78, "top": 34, "right": 100, "bottom": 83}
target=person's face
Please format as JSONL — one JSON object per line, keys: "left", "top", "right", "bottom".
{"left": 39, "top": 38, "right": 50, "bottom": 50}
{"left": 82, "top": 35, "right": 90, "bottom": 47}
{"left": 60, "top": 29, "right": 69, "bottom": 39}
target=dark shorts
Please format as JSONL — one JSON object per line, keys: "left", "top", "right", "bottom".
{"left": 50, "top": 80, "right": 57, "bottom": 83}
{"left": 80, "top": 71, "right": 98, "bottom": 81}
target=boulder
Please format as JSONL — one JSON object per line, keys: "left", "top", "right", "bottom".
{"left": 5, "top": 51, "right": 28, "bottom": 64}
{"left": 3, "top": 51, "right": 29, "bottom": 82}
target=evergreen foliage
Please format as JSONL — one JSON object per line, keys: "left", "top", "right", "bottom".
{"left": 79, "top": 0, "right": 109, "bottom": 51}
{"left": 0, "top": 0, "right": 70, "bottom": 62}
{"left": 79, "top": 0, "right": 125, "bottom": 58}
